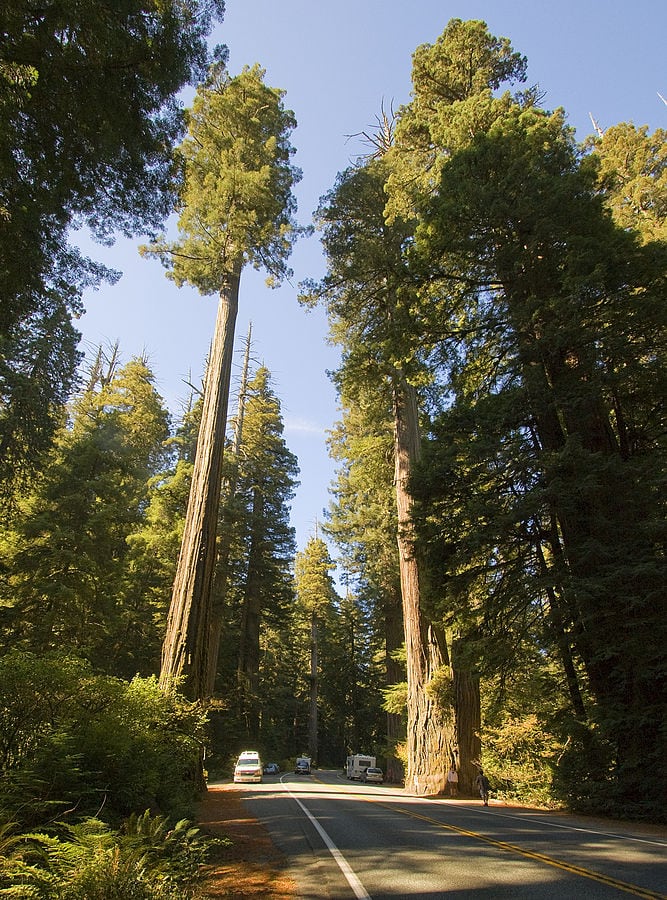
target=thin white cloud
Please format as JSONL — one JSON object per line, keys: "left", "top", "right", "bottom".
{"left": 285, "top": 416, "right": 327, "bottom": 436}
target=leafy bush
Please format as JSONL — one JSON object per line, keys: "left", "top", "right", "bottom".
{"left": 0, "top": 650, "right": 208, "bottom": 828}
{"left": 480, "top": 713, "right": 563, "bottom": 807}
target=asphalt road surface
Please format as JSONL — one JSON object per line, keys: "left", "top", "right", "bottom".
{"left": 222, "top": 768, "right": 667, "bottom": 899}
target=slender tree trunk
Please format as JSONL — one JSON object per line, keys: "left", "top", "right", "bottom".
{"left": 393, "top": 377, "right": 454, "bottom": 795}
{"left": 160, "top": 270, "right": 241, "bottom": 700}
{"left": 308, "top": 610, "right": 318, "bottom": 761}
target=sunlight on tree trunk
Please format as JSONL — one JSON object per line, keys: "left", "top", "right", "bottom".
{"left": 160, "top": 271, "right": 240, "bottom": 699}
{"left": 393, "top": 378, "right": 454, "bottom": 795}
{"left": 205, "top": 325, "right": 252, "bottom": 697}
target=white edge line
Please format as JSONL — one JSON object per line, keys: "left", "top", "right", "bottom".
{"left": 282, "top": 781, "right": 371, "bottom": 900}
{"left": 435, "top": 801, "right": 667, "bottom": 848}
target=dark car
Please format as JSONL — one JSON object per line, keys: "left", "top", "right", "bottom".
{"left": 263, "top": 762, "right": 280, "bottom": 775}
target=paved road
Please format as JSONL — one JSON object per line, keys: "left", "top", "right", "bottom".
{"left": 222, "top": 769, "right": 667, "bottom": 899}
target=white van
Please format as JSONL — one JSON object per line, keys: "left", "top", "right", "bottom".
{"left": 234, "top": 750, "right": 263, "bottom": 783}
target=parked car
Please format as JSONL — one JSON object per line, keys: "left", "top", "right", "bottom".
{"left": 263, "top": 762, "right": 280, "bottom": 775}
{"left": 362, "top": 767, "right": 383, "bottom": 784}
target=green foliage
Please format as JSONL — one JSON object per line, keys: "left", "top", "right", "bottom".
{"left": 304, "top": 158, "right": 422, "bottom": 390}
{"left": 0, "top": 288, "right": 86, "bottom": 509}
{"left": 0, "top": 651, "right": 208, "bottom": 828}
{"left": 550, "top": 719, "right": 630, "bottom": 819}
{"left": 294, "top": 538, "right": 338, "bottom": 616}
{"left": 124, "top": 396, "right": 202, "bottom": 647}
{"left": 316, "top": 592, "right": 386, "bottom": 763}
{"left": 392, "top": 18, "right": 666, "bottom": 815}
{"left": 0, "top": 356, "right": 172, "bottom": 675}
{"left": 386, "top": 18, "right": 529, "bottom": 223}
{"left": 587, "top": 122, "right": 667, "bottom": 244}
{"left": 480, "top": 714, "right": 562, "bottom": 808}
{"left": 382, "top": 681, "right": 408, "bottom": 716}
{"left": 325, "top": 396, "right": 399, "bottom": 603}
{"left": 231, "top": 366, "right": 300, "bottom": 625}
{"left": 142, "top": 62, "right": 303, "bottom": 291}
{"left": 0, "top": 811, "right": 220, "bottom": 899}
{"left": 0, "top": 0, "right": 224, "bottom": 495}
{"left": 409, "top": 18, "right": 527, "bottom": 105}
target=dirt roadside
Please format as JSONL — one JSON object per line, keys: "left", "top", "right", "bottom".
{"left": 196, "top": 782, "right": 298, "bottom": 899}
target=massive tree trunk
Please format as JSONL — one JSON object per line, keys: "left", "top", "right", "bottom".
{"left": 393, "top": 377, "right": 454, "bottom": 795}
{"left": 451, "top": 638, "right": 481, "bottom": 796}
{"left": 160, "top": 270, "right": 240, "bottom": 700}
{"left": 206, "top": 325, "right": 252, "bottom": 697}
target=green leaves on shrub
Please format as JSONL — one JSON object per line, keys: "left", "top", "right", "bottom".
{"left": 0, "top": 651, "right": 208, "bottom": 827}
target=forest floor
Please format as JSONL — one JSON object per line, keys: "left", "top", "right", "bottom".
{"left": 196, "top": 782, "right": 298, "bottom": 899}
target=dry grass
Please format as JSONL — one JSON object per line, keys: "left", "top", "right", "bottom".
{"left": 196, "top": 783, "right": 297, "bottom": 899}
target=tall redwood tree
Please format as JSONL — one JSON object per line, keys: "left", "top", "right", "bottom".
{"left": 143, "top": 62, "right": 301, "bottom": 699}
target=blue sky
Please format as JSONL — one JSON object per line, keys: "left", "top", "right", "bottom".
{"left": 76, "top": 0, "right": 666, "bottom": 558}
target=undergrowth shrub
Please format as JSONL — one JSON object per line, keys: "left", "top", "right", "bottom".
{"left": 480, "top": 713, "right": 563, "bottom": 807}
{"left": 0, "top": 650, "right": 208, "bottom": 828}
{"left": 0, "top": 811, "right": 224, "bottom": 899}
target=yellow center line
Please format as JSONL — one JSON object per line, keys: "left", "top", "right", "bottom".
{"left": 369, "top": 800, "right": 666, "bottom": 900}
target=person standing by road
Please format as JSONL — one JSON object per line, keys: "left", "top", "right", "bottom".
{"left": 475, "top": 770, "right": 490, "bottom": 805}
{"left": 446, "top": 765, "right": 459, "bottom": 797}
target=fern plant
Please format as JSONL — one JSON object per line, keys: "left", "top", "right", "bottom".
{"left": 0, "top": 812, "right": 219, "bottom": 899}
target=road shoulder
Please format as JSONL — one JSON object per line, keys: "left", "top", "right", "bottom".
{"left": 196, "top": 781, "right": 298, "bottom": 898}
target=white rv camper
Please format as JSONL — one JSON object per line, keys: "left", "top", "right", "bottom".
{"left": 294, "top": 756, "right": 311, "bottom": 774}
{"left": 346, "top": 754, "right": 376, "bottom": 780}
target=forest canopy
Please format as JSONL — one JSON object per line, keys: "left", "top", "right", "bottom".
{"left": 0, "top": 0, "right": 225, "bottom": 498}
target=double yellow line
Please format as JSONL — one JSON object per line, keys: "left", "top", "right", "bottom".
{"left": 375, "top": 801, "right": 666, "bottom": 899}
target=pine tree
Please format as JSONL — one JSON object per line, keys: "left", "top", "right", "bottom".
{"left": 294, "top": 538, "right": 339, "bottom": 762}
{"left": 226, "top": 366, "right": 299, "bottom": 738}
{"left": 0, "top": 355, "right": 171, "bottom": 674}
